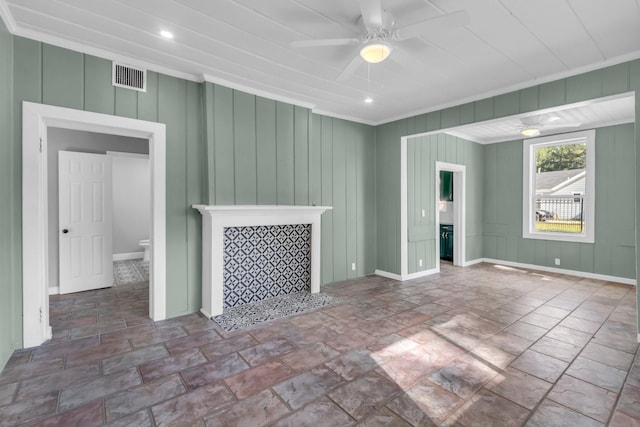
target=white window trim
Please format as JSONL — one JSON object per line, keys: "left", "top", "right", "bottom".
{"left": 522, "top": 129, "right": 595, "bottom": 243}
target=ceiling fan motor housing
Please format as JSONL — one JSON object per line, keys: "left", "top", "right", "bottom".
{"left": 357, "top": 10, "right": 396, "bottom": 41}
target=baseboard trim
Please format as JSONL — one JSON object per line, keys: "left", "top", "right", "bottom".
{"left": 482, "top": 258, "right": 636, "bottom": 286}
{"left": 375, "top": 268, "right": 439, "bottom": 281}
{"left": 113, "top": 252, "right": 144, "bottom": 261}
{"left": 374, "top": 269, "right": 402, "bottom": 281}
{"left": 462, "top": 258, "right": 485, "bottom": 267}
{"left": 48, "top": 286, "right": 59, "bottom": 295}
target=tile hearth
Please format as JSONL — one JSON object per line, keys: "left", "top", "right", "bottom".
{"left": 0, "top": 262, "right": 639, "bottom": 426}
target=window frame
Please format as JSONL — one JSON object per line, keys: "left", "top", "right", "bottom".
{"left": 522, "top": 129, "right": 595, "bottom": 243}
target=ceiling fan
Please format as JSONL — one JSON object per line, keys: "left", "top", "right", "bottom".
{"left": 289, "top": 0, "right": 469, "bottom": 81}
{"left": 515, "top": 115, "right": 582, "bottom": 137}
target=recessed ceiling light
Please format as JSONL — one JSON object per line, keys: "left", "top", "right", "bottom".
{"left": 160, "top": 30, "right": 174, "bottom": 39}
{"left": 364, "top": 97, "right": 373, "bottom": 104}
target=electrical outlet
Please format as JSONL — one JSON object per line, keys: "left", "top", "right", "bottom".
{"left": 351, "top": 262, "right": 356, "bottom": 271}
{"left": 555, "top": 258, "right": 560, "bottom": 266}
{"left": 419, "top": 259, "right": 423, "bottom": 267}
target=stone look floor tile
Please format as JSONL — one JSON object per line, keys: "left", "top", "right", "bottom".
{"left": 104, "top": 374, "right": 186, "bottom": 422}
{"left": 238, "top": 338, "right": 297, "bottom": 366}
{"left": 503, "top": 321, "right": 548, "bottom": 341}
{"left": 224, "top": 360, "right": 293, "bottom": 399}
{"left": 273, "top": 366, "right": 344, "bottom": 410}
{"left": 525, "top": 399, "right": 603, "bottom": 427}
{"left": 325, "top": 348, "right": 383, "bottom": 381}
{"left": 102, "top": 344, "right": 169, "bottom": 375}
{"left": 150, "top": 382, "right": 236, "bottom": 426}
{"left": 448, "top": 388, "right": 530, "bottom": 427}
{"left": 581, "top": 342, "right": 635, "bottom": 371}
{"left": 546, "top": 325, "right": 593, "bottom": 347}
{"left": 105, "top": 409, "right": 154, "bottom": 427}
{"left": 271, "top": 397, "right": 355, "bottom": 427}
{"left": 163, "top": 330, "right": 222, "bottom": 355}
{"left": 427, "top": 354, "right": 498, "bottom": 399}
{"left": 0, "top": 357, "right": 65, "bottom": 385}
{"left": 2, "top": 264, "right": 639, "bottom": 426}
{"left": 203, "top": 389, "right": 290, "bottom": 427}
{"left": 200, "top": 334, "right": 257, "bottom": 359}
{"left": 486, "top": 332, "right": 534, "bottom": 355}
{"left": 510, "top": 350, "right": 569, "bottom": 383}
{"left": 615, "top": 384, "right": 640, "bottom": 420}
{"left": 0, "top": 391, "right": 58, "bottom": 426}
{"left": 358, "top": 407, "right": 413, "bottom": 426}
{"left": 566, "top": 356, "right": 627, "bottom": 392}
{"left": 547, "top": 375, "right": 617, "bottom": 423}
{"left": 0, "top": 382, "right": 17, "bottom": 406}
{"left": 486, "top": 367, "right": 552, "bottom": 410}
{"left": 280, "top": 342, "right": 340, "bottom": 371}
{"left": 15, "top": 362, "right": 100, "bottom": 401}
{"left": 26, "top": 400, "right": 104, "bottom": 427}
{"left": 58, "top": 367, "right": 142, "bottom": 412}
{"left": 328, "top": 371, "right": 401, "bottom": 420}
{"left": 386, "top": 379, "right": 461, "bottom": 425}
{"left": 139, "top": 348, "right": 208, "bottom": 382}
{"left": 180, "top": 352, "right": 249, "bottom": 390}
{"left": 530, "top": 336, "right": 582, "bottom": 363}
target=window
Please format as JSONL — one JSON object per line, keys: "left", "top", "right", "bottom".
{"left": 523, "top": 129, "right": 595, "bottom": 243}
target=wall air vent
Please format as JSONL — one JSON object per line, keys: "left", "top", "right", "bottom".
{"left": 112, "top": 62, "right": 147, "bottom": 92}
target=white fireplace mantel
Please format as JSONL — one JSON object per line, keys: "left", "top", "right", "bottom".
{"left": 193, "top": 205, "right": 332, "bottom": 317}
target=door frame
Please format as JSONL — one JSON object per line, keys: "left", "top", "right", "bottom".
{"left": 400, "top": 134, "right": 466, "bottom": 280}
{"left": 22, "top": 101, "right": 166, "bottom": 348}
{"left": 434, "top": 161, "right": 466, "bottom": 270}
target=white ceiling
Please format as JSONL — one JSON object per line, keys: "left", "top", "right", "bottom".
{"left": 1, "top": 0, "right": 640, "bottom": 126}
{"left": 446, "top": 93, "right": 636, "bottom": 144}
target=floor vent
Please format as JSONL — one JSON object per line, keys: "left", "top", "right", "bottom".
{"left": 112, "top": 62, "right": 147, "bottom": 92}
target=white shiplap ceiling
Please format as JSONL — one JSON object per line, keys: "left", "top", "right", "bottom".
{"left": 446, "top": 93, "right": 636, "bottom": 144}
{"left": 1, "top": 0, "right": 639, "bottom": 126}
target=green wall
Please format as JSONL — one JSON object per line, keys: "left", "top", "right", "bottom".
{"left": 201, "top": 81, "right": 377, "bottom": 282}
{"left": 12, "top": 39, "right": 206, "bottom": 320}
{"left": 0, "top": 18, "right": 18, "bottom": 371}
{"left": 0, "top": 35, "right": 378, "bottom": 368}
{"left": 406, "top": 134, "right": 484, "bottom": 273}
{"left": 376, "top": 60, "right": 640, "bottom": 278}
{"left": 483, "top": 124, "right": 635, "bottom": 279}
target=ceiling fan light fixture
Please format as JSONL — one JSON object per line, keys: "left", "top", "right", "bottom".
{"left": 360, "top": 42, "right": 391, "bottom": 63}
{"left": 521, "top": 128, "right": 541, "bottom": 137}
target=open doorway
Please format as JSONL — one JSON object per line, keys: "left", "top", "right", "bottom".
{"left": 48, "top": 128, "right": 150, "bottom": 295}
{"left": 435, "top": 162, "right": 466, "bottom": 270}
{"left": 22, "top": 102, "right": 166, "bottom": 348}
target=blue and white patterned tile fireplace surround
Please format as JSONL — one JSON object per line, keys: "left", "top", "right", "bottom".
{"left": 193, "top": 205, "right": 332, "bottom": 317}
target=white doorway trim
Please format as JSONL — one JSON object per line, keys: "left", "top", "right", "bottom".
{"left": 22, "top": 101, "right": 166, "bottom": 348}
{"left": 399, "top": 134, "right": 466, "bottom": 280}
{"left": 435, "top": 161, "right": 466, "bottom": 270}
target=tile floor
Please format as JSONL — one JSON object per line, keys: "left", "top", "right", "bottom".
{"left": 1, "top": 262, "right": 639, "bottom": 426}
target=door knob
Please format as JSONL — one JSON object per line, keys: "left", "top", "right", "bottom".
{"left": 62, "top": 229, "right": 69, "bottom": 234}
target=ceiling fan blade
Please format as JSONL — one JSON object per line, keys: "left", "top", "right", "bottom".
{"left": 544, "top": 122, "right": 583, "bottom": 129}
{"left": 388, "top": 46, "right": 427, "bottom": 70}
{"left": 337, "top": 55, "right": 363, "bottom": 82}
{"left": 290, "top": 38, "right": 360, "bottom": 48}
{"left": 395, "top": 10, "right": 469, "bottom": 40}
{"left": 359, "top": 0, "right": 383, "bottom": 29}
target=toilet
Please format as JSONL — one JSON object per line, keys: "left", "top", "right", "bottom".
{"left": 139, "top": 239, "right": 150, "bottom": 262}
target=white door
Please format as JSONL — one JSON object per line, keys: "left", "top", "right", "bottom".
{"left": 59, "top": 151, "right": 113, "bottom": 294}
